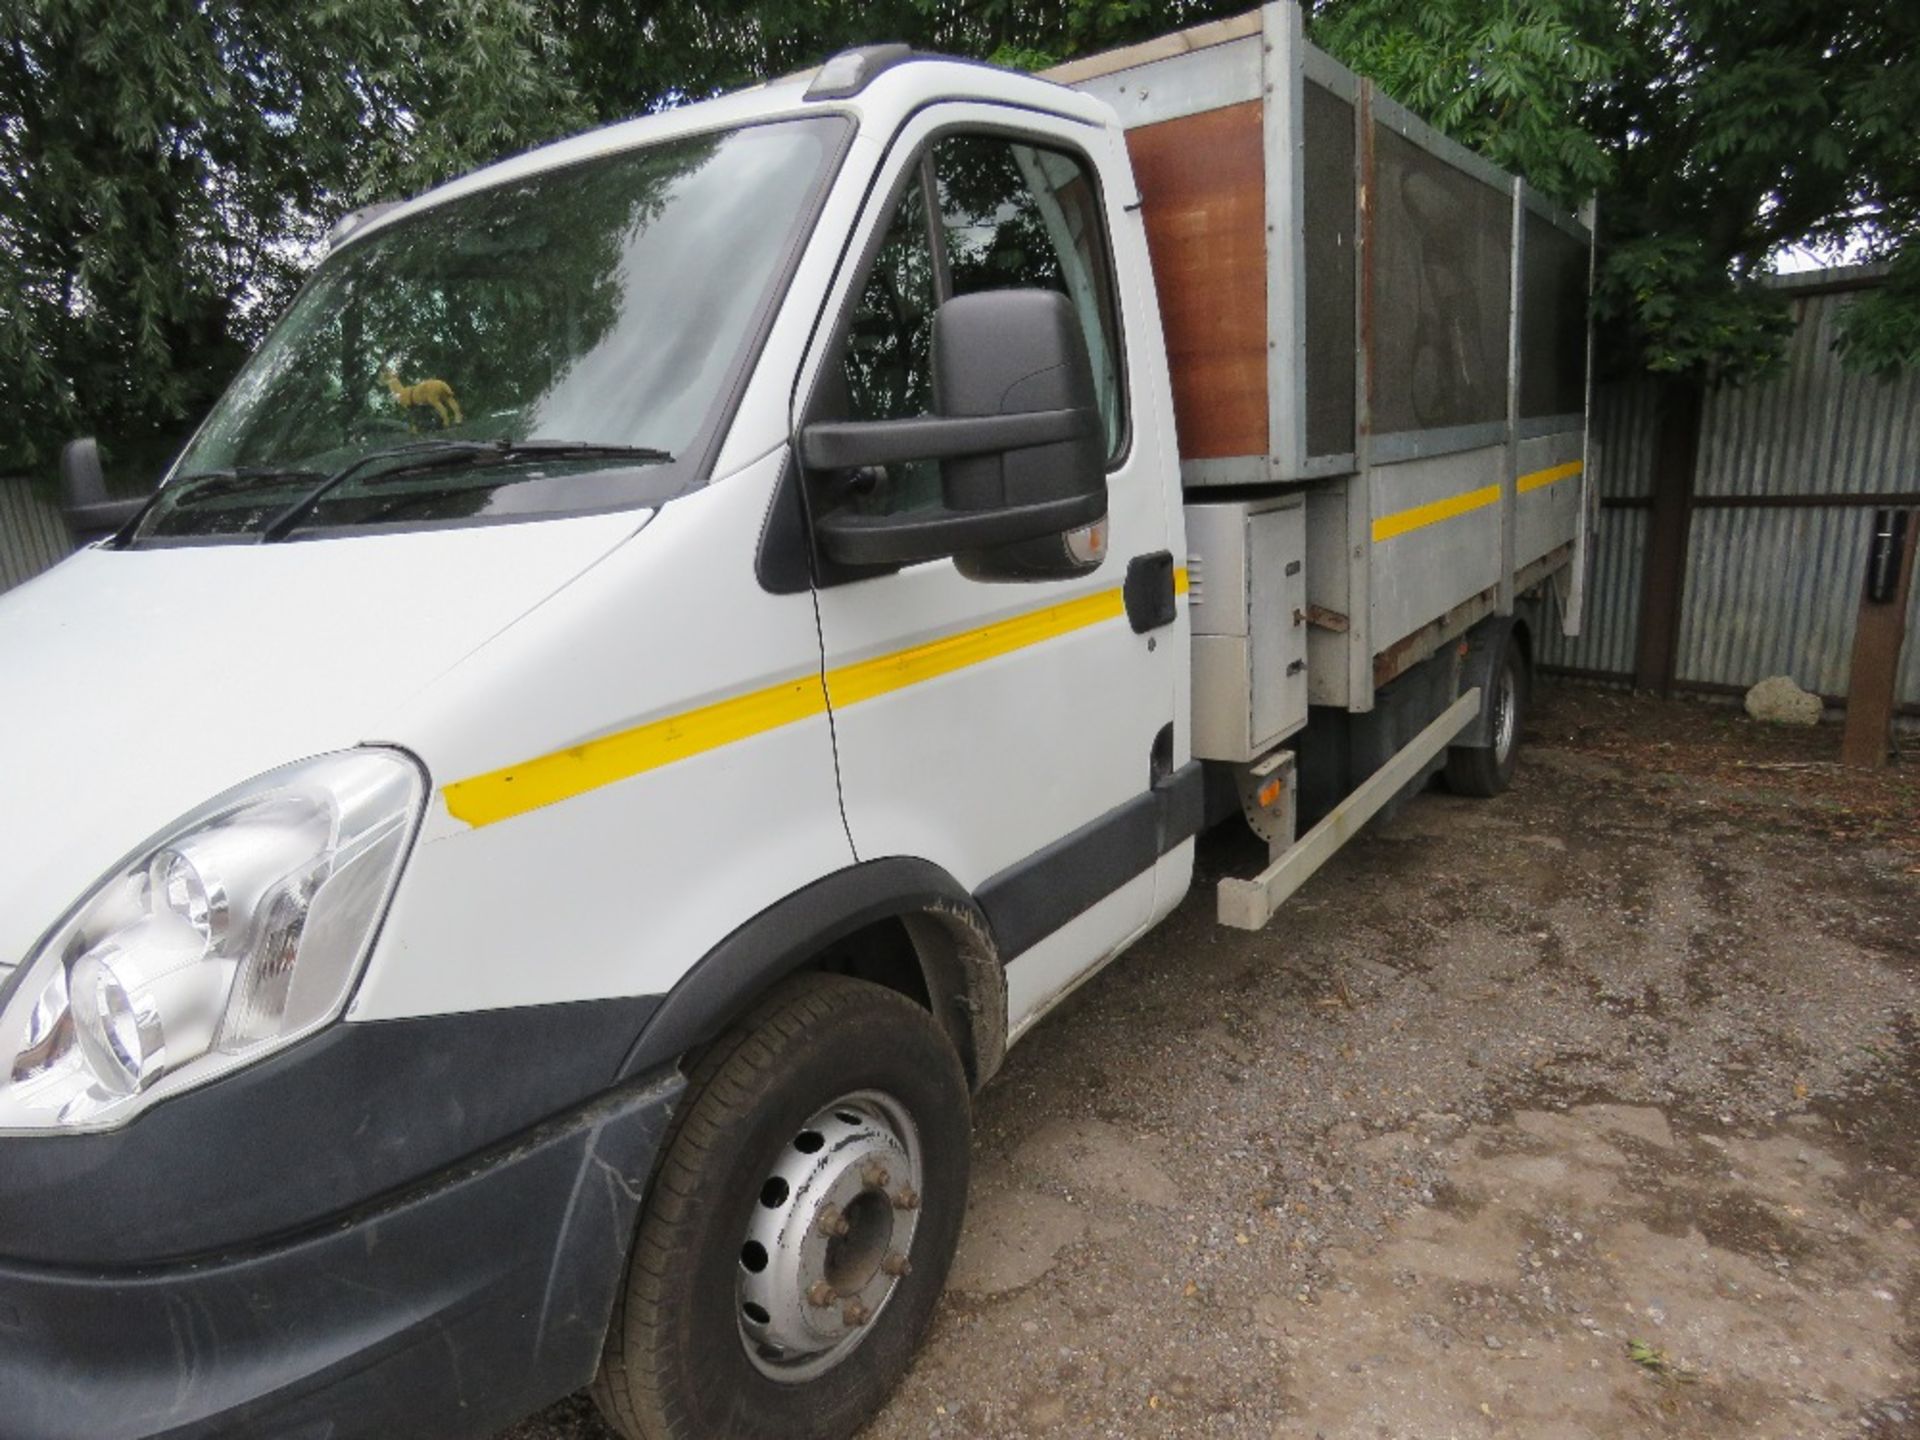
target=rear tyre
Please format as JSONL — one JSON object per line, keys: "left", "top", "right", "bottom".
{"left": 591, "top": 973, "right": 971, "bottom": 1440}
{"left": 1444, "top": 632, "right": 1528, "bottom": 798}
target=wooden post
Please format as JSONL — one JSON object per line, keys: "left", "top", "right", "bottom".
{"left": 1633, "top": 380, "right": 1703, "bottom": 696}
{"left": 1841, "top": 507, "right": 1918, "bottom": 767}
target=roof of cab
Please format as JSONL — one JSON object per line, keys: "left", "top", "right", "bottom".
{"left": 336, "top": 50, "right": 1113, "bottom": 252}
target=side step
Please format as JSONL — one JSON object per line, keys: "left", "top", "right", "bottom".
{"left": 1216, "top": 688, "right": 1481, "bottom": 930}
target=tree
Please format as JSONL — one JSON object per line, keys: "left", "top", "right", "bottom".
{"left": 0, "top": 0, "right": 587, "bottom": 479}
{"left": 1307, "top": 0, "right": 1920, "bottom": 383}
{"left": 4, "top": 0, "right": 1261, "bottom": 479}
{"left": 548, "top": 0, "right": 1241, "bottom": 122}
{"left": 6, "top": 0, "right": 1913, "bottom": 482}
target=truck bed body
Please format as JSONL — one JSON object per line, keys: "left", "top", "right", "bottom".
{"left": 1052, "top": 4, "right": 1592, "bottom": 735}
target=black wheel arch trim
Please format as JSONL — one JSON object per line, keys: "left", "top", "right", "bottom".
{"left": 618, "top": 856, "right": 1008, "bottom": 1088}
{"left": 0, "top": 786, "right": 1201, "bottom": 1269}
{"left": 619, "top": 760, "right": 1205, "bottom": 1091}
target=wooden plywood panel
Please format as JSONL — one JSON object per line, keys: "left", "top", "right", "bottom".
{"left": 1125, "top": 101, "right": 1269, "bottom": 461}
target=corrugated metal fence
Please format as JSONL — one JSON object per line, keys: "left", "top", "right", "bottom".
{"left": 1541, "top": 265, "right": 1920, "bottom": 713}
{"left": 0, "top": 476, "right": 73, "bottom": 596}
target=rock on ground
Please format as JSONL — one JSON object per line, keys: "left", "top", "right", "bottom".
{"left": 1744, "top": 674, "right": 1824, "bottom": 726}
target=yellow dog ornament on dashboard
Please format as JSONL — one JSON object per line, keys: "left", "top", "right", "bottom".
{"left": 378, "top": 364, "right": 463, "bottom": 430}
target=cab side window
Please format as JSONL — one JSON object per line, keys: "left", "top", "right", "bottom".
{"left": 830, "top": 169, "right": 942, "bottom": 513}
{"left": 932, "top": 136, "right": 1124, "bottom": 459}
{"left": 827, "top": 134, "right": 1124, "bottom": 518}
{"left": 842, "top": 176, "right": 937, "bottom": 426}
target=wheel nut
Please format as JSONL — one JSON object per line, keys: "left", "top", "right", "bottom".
{"left": 892, "top": 1186, "right": 920, "bottom": 1212}
{"left": 806, "top": 1281, "right": 837, "bottom": 1308}
{"left": 882, "top": 1251, "right": 911, "bottom": 1278}
{"left": 816, "top": 1204, "right": 851, "bottom": 1238}
{"left": 861, "top": 1160, "right": 891, "bottom": 1188}
{"left": 841, "top": 1300, "right": 871, "bottom": 1326}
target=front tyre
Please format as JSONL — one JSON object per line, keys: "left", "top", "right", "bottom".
{"left": 591, "top": 974, "right": 971, "bottom": 1440}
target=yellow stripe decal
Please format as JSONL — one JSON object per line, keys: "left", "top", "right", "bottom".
{"left": 824, "top": 585, "right": 1125, "bottom": 709}
{"left": 1371, "top": 460, "right": 1584, "bottom": 543}
{"left": 442, "top": 672, "right": 831, "bottom": 828}
{"left": 1371, "top": 483, "right": 1501, "bottom": 543}
{"left": 1518, "top": 459, "right": 1583, "bottom": 494}
{"left": 442, "top": 566, "right": 1189, "bottom": 828}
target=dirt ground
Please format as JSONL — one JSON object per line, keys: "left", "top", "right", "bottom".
{"left": 508, "top": 682, "right": 1920, "bottom": 1440}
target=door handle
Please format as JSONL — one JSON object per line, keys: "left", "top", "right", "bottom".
{"left": 1124, "top": 551, "right": 1178, "bottom": 633}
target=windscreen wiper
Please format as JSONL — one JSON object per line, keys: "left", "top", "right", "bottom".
{"left": 425, "top": 439, "right": 676, "bottom": 468}
{"left": 259, "top": 439, "right": 673, "bottom": 542}
{"left": 115, "top": 464, "right": 328, "bottom": 546}
{"left": 258, "top": 441, "right": 494, "bottom": 541}
{"left": 170, "top": 464, "right": 327, "bottom": 495}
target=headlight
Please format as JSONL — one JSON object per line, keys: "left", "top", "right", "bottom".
{"left": 0, "top": 749, "right": 424, "bottom": 1134}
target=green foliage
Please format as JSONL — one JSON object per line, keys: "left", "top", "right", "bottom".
{"left": 1311, "top": 0, "right": 1920, "bottom": 383}
{"left": 1595, "top": 234, "right": 1794, "bottom": 378}
{"left": 1836, "top": 251, "right": 1920, "bottom": 377}
{"left": 0, "top": 0, "right": 585, "bottom": 478}
{"left": 3, "top": 0, "right": 1915, "bottom": 479}
{"left": 547, "top": 0, "right": 1233, "bottom": 121}
{"left": 1312, "top": 0, "right": 1616, "bottom": 204}
{"left": 2, "top": 0, "right": 1252, "bottom": 478}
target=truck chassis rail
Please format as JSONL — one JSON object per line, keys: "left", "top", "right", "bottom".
{"left": 1217, "top": 687, "right": 1481, "bottom": 929}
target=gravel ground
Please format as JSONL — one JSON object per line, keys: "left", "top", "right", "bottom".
{"left": 505, "top": 681, "right": 1920, "bottom": 1439}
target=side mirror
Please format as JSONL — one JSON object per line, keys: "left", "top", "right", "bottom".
{"left": 61, "top": 438, "right": 145, "bottom": 544}
{"left": 802, "top": 290, "right": 1107, "bottom": 575}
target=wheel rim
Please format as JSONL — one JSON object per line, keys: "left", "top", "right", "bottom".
{"left": 1491, "top": 656, "right": 1519, "bottom": 765}
{"left": 736, "top": 1090, "right": 924, "bottom": 1382}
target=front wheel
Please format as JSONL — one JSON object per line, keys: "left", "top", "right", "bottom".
{"left": 1445, "top": 632, "right": 1528, "bottom": 797}
{"left": 591, "top": 973, "right": 971, "bottom": 1440}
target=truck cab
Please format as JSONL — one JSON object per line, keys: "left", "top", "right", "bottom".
{"left": 0, "top": 14, "right": 1586, "bottom": 1440}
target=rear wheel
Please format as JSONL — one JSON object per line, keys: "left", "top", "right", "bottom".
{"left": 1444, "top": 633, "right": 1527, "bottom": 797}
{"left": 591, "top": 973, "right": 970, "bottom": 1440}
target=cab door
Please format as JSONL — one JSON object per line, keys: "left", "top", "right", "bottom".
{"left": 792, "top": 106, "right": 1188, "bottom": 1024}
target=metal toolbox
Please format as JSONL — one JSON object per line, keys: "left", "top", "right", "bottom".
{"left": 1186, "top": 495, "right": 1308, "bottom": 762}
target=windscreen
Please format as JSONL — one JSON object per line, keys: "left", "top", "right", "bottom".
{"left": 138, "top": 116, "right": 843, "bottom": 541}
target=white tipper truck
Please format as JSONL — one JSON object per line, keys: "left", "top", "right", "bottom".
{"left": 0, "top": 7, "right": 1591, "bottom": 1437}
